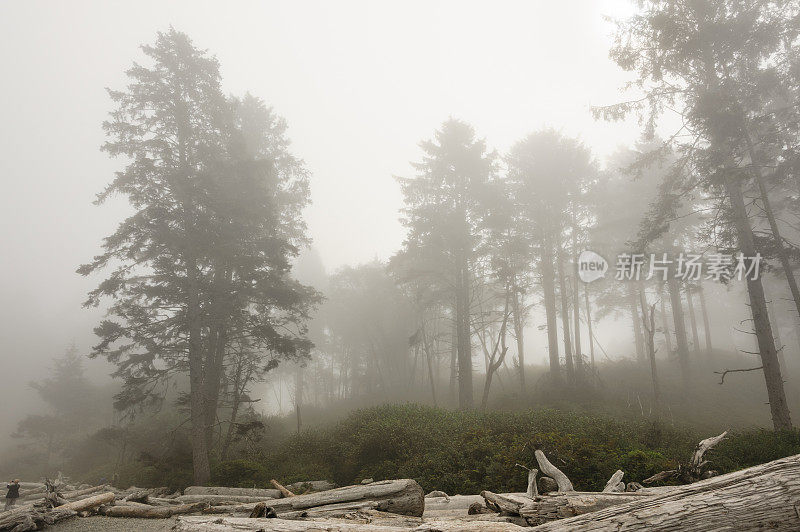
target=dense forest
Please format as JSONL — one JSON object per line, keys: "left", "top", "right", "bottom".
{"left": 4, "top": 0, "right": 800, "bottom": 507}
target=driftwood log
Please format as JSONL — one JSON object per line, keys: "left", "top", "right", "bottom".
{"left": 183, "top": 486, "right": 282, "bottom": 498}
{"left": 286, "top": 480, "right": 336, "bottom": 493}
{"left": 199, "top": 479, "right": 424, "bottom": 518}
{"left": 177, "top": 494, "right": 279, "bottom": 505}
{"left": 264, "top": 479, "right": 425, "bottom": 517}
{"left": 271, "top": 479, "right": 296, "bottom": 497}
{"left": 103, "top": 501, "right": 208, "bottom": 518}
{"left": 174, "top": 516, "right": 526, "bottom": 531}
{"left": 530, "top": 452, "right": 800, "bottom": 531}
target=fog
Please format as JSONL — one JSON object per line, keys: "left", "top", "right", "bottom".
{"left": 0, "top": 1, "right": 642, "bottom": 422}
{"left": 1, "top": 0, "right": 798, "bottom": 497}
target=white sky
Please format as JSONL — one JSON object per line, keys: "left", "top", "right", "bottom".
{"left": 0, "top": 0, "right": 656, "bottom": 422}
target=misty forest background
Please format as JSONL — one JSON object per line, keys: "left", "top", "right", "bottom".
{"left": 4, "top": 0, "right": 800, "bottom": 495}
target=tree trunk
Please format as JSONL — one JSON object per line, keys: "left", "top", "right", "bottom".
{"left": 684, "top": 283, "right": 700, "bottom": 353}
{"left": 556, "top": 249, "right": 575, "bottom": 383}
{"left": 572, "top": 262, "right": 583, "bottom": 378}
{"left": 511, "top": 276, "right": 526, "bottom": 392}
{"left": 767, "top": 298, "right": 788, "bottom": 379}
{"left": 628, "top": 287, "right": 644, "bottom": 362}
{"left": 657, "top": 283, "right": 673, "bottom": 356}
{"left": 422, "top": 327, "right": 438, "bottom": 407}
{"left": 529, "top": 452, "right": 800, "bottom": 531}
{"left": 187, "top": 255, "right": 211, "bottom": 485}
{"left": 697, "top": 282, "right": 713, "bottom": 357}
{"left": 540, "top": 233, "right": 561, "bottom": 384}
{"left": 584, "top": 286, "right": 595, "bottom": 368}
{"left": 640, "top": 291, "right": 660, "bottom": 419}
{"left": 455, "top": 260, "right": 473, "bottom": 410}
{"left": 724, "top": 177, "right": 792, "bottom": 430}
{"left": 449, "top": 320, "right": 457, "bottom": 405}
{"left": 666, "top": 269, "right": 690, "bottom": 389}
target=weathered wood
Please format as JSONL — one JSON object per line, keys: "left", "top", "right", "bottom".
{"left": 527, "top": 469, "right": 538, "bottom": 499}
{"left": 601, "top": 470, "right": 624, "bottom": 493}
{"left": 174, "top": 516, "right": 526, "bottom": 531}
{"left": 480, "top": 491, "right": 530, "bottom": 514}
{"left": 262, "top": 479, "right": 425, "bottom": 518}
{"left": 286, "top": 480, "right": 336, "bottom": 493}
{"left": 59, "top": 491, "right": 116, "bottom": 512}
{"left": 62, "top": 484, "right": 109, "bottom": 500}
{"left": 529, "top": 453, "right": 800, "bottom": 531}
{"left": 520, "top": 492, "right": 653, "bottom": 524}
{"left": 183, "top": 486, "right": 282, "bottom": 498}
{"left": 272, "top": 479, "right": 297, "bottom": 497}
{"left": 0, "top": 492, "right": 114, "bottom": 531}
{"left": 534, "top": 450, "right": 573, "bottom": 492}
{"left": 177, "top": 494, "right": 279, "bottom": 505}
{"left": 104, "top": 501, "right": 208, "bottom": 518}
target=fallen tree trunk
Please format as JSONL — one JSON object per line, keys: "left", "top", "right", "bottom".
{"left": 530, "top": 453, "right": 800, "bottom": 531}
{"left": 271, "top": 479, "right": 296, "bottom": 497}
{"left": 174, "top": 516, "right": 526, "bottom": 531}
{"left": 184, "top": 486, "right": 282, "bottom": 498}
{"left": 176, "top": 494, "right": 279, "bottom": 505}
{"left": 104, "top": 501, "right": 208, "bottom": 518}
{"left": 534, "top": 450, "right": 573, "bottom": 492}
{"left": 286, "top": 480, "right": 335, "bottom": 493}
{"left": 261, "top": 479, "right": 424, "bottom": 518}
{"left": 59, "top": 491, "right": 116, "bottom": 512}
{"left": 61, "top": 484, "right": 109, "bottom": 500}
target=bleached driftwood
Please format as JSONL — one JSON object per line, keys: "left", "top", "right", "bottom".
{"left": 103, "top": 501, "right": 207, "bottom": 518}
{"left": 177, "top": 494, "right": 279, "bottom": 505}
{"left": 0, "top": 491, "right": 115, "bottom": 531}
{"left": 534, "top": 450, "right": 573, "bottom": 492}
{"left": 601, "top": 470, "right": 624, "bottom": 493}
{"left": 198, "top": 479, "right": 424, "bottom": 518}
{"left": 263, "top": 479, "right": 425, "bottom": 517}
{"left": 644, "top": 430, "right": 728, "bottom": 484}
{"left": 271, "top": 479, "right": 296, "bottom": 497}
{"left": 174, "top": 516, "right": 527, "bottom": 531}
{"left": 183, "top": 486, "right": 282, "bottom": 498}
{"left": 529, "top": 452, "right": 800, "bottom": 531}
{"left": 286, "top": 480, "right": 335, "bottom": 493}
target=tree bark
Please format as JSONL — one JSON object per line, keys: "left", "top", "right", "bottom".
{"left": 666, "top": 268, "right": 690, "bottom": 389}
{"left": 697, "top": 282, "right": 713, "bottom": 357}
{"left": 540, "top": 232, "right": 561, "bottom": 384}
{"left": 684, "top": 283, "right": 701, "bottom": 353}
{"left": 628, "top": 287, "right": 644, "bottom": 362}
{"left": 455, "top": 260, "right": 473, "bottom": 410}
{"left": 724, "top": 176, "right": 792, "bottom": 430}
{"left": 184, "top": 487, "right": 282, "bottom": 498}
{"left": 556, "top": 249, "right": 575, "bottom": 383}
{"left": 104, "top": 502, "right": 207, "bottom": 518}
{"left": 584, "top": 286, "right": 595, "bottom": 368}
{"left": 511, "top": 275, "right": 526, "bottom": 392}
{"left": 657, "top": 282, "right": 673, "bottom": 357}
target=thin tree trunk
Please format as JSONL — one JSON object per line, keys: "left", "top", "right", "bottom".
{"left": 541, "top": 231, "right": 561, "bottom": 384}
{"left": 658, "top": 282, "right": 673, "bottom": 356}
{"left": 629, "top": 287, "right": 645, "bottom": 362}
{"left": 697, "top": 282, "right": 713, "bottom": 357}
{"left": 685, "top": 283, "right": 701, "bottom": 353}
{"left": 455, "top": 260, "right": 473, "bottom": 410}
{"left": 767, "top": 298, "right": 788, "bottom": 379}
{"left": 449, "top": 320, "right": 457, "bottom": 404}
{"left": 666, "top": 268, "right": 691, "bottom": 389}
{"left": 581, "top": 285, "right": 595, "bottom": 370}
{"left": 572, "top": 247, "right": 583, "bottom": 378}
{"left": 511, "top": 275, "right": 526, "bottom": 392}
{"left": 724, "top": 176, "right": 792, "bottom": 430}
{"left": 187, "top": 255, "right": 211, "bottom": 485}
{"left": 557, "top": 248, "right": 575, "bottom": 383}
{"left": 422, "top": 327, "right": 438, "bottom": 407}
{"left": 640, "top": 290, "right": 660, "bottom": 419}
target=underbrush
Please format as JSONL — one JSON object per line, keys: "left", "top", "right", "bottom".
{"left": 211, "top": 404, "right": 800, "bottom": 493}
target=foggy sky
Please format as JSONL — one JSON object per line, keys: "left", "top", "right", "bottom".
{"left": 0, "top": 1, "right": 653, "bottom": 428}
